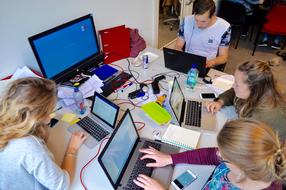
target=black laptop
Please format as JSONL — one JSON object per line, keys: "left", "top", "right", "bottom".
{"left": 98, "top": 109, "right": 179, "bottom": 190}
{"left": 163, "top": 47, "right": 207, "bottom": 78}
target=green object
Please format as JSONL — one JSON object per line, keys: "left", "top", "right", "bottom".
{"left": 141, "top": 102, "right": 172, "bottom": 125}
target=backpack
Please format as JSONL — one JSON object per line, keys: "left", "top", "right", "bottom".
{"left": 128, "top": 28, "right": 146, "bottom": 57}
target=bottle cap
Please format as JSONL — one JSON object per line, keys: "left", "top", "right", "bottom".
{"left": 191, "top": 64, "right": 197, "bottom": 68}
{"left": 74, "top": 82, "right": 80, "bottom": 92}
{"left": 74, "top": 82, "right": 80, "bottom": 87}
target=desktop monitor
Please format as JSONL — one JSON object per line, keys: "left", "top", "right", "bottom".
{"left": 28, "top": 14, "right": 103, "bottom": 84}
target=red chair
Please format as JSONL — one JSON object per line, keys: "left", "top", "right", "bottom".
{"left": 252, "top": 5, "right": 286, "bottom": 55}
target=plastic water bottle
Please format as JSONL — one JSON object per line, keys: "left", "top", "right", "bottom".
{"left": 73, "top": 84, "right": 85, "bottom": 115}
{"left": 186, "top": 64, "right": 199, "bottom": 90}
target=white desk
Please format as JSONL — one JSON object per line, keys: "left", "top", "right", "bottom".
{"left": 47, "top": 47, "right": 237, "bottom": 190}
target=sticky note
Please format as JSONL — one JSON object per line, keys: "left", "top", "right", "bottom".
{"left": 49, "top": 112, "right": 56, "bottom": 119}
{"left": 61, "top": 113, "right": 76, "bottom": 123}
{"left": 69, "top": 118, "right": 81, "bottom": 125}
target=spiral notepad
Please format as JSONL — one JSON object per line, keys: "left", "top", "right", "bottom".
{"left": 162, "top": 124, "right": 201, "bottom": 150}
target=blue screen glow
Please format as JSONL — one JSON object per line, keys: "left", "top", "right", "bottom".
{"left": 31, "top": 17, "right": 99, "bottom": 79}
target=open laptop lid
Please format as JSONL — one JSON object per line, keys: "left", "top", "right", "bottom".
{"left": 169, "top": 77, "right": 186, "bottom": 125}
{"left": 90, "top": 91, "right": 120, "bottom": 128}
{"left": 163, "top": 47, "right": 207, "bottom": 78}
{"left": 98, "top": 109, "right": 139, "bottom": 189}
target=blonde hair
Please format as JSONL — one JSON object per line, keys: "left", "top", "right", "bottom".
{"left": 0, "top": 77, "right": 57, "bottom": 150}
{"left": 234, "top": 60, "right": 286, "bottom": 117}
{"left": 217, "top": 119, "right": 286, "bottom": 182}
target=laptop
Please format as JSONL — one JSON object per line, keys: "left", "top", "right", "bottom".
{"left": 168, "top": 77, "right": 217, "bottom": 132}
{"left": 163, "top": 47, "right": 207, "bottom": 78}
{"left": 68, "top": 91, "right": 119, "bottom": 148}
{"left": 98, "top": 110, "right": 180, "bottom": 190}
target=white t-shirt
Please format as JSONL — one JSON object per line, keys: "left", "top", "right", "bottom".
{"left": 178, "top": 15, "right": 231, "bottom": 60}
{"left": 0, "top": 136, "right": 69, "bottom": 190}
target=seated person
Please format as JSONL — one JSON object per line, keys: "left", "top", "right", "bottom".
{"left": 258, "top": 34, "right": 282, "bottom": 49}
{"left": 134, "top": 119, "right": 285, "bottom": 189}
{"left": 175, "top": 0, "right": 231, "bottom": 69}
{"left": 206, "top": 60, "right": 286, "bottom": 139}
{"left": 162, "top": 0, "right": 180, "bottom": 18}
{"left": 0, "top": 77, "right": 87, "bottom": 190}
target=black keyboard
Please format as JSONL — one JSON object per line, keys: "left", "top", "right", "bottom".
{"left": 185, "top": 100, "right": 202, "bottom": 127}
{"left": 77, "top": 117, "right": 109, "bottom": 141}
{"left": 125, "top": 141, "right": 161, "bottom": 190}
{"left": 101, "top": 72, "right": 132, "bottom": 97}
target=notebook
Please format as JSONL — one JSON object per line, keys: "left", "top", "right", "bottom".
{"left": 68, "top": 91, "right": 119, "bottom": 148}
{"left": 162, "top": 124, "right": 201, "bottom": 150}
{"left": 163, "top": 47, "right": 207, "bottom": 78}
{"left": 98, "top": 109, "right": 180, "bottom": 190}
{"left": 141, "top": 102, "right": 172, "bottom": 125}
{"left": 167, "top": 77, "right": 217, "bottom": 132}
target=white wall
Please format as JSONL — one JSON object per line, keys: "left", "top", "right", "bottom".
{"left": 0, "top": 0, "right": 159, "bottom": 78}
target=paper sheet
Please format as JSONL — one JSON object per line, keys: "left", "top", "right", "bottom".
{"left": 61, "top": 113, "right": 77, "bottom": 123}
{"left": 57, "top": 74, "right": 104, "bottom": 106}
{"left": 11, "top": 66, "right": 40, "bottom": 79}
{"left": 210, "top": 74, "right": 234, "bottom": 94}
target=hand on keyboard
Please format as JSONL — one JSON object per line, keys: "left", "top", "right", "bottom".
{"left": 133, "top": 174, "right": 165, "bottom": 190}
{"left": 206, "top": 100, "right": 223, "bottom": 114}
{"left": 139, "top": 146, "right": 172, "bottom": 168}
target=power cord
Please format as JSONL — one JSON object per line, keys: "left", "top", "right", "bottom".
{"left": 79, "top": 137, "right": 110, "bottom": 190}
{"left": 79, "top": 120, "right": 146, "bottom": 189}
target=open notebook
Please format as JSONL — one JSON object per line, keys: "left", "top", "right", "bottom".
{"left": 162, "top": 124, "right": 201, "bottom": 150}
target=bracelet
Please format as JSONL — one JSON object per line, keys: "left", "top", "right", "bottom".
{"left": 65, "top": 153, "right": 77, "bottom": 158}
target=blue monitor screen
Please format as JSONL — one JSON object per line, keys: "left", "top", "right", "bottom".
{"left": 29, "top": 14, "right": 100, "bottom": 80}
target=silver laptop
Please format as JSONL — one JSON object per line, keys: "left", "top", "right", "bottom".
{"left": 168, "top": 77, "right": 217, "bottom": 132}
{"left": 98, "top": 110, "right": 179, "bottom": 190}
{"left": 68, "top": 91, "right": 119, "bottom": 148}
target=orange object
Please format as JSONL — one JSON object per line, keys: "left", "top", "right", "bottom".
{"left": 156, "top": 94, "right": 167, "bottom": 106}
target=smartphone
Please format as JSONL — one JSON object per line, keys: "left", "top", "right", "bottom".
{"left": 200, "top": 93, "right": 216, "bottom": 99}
{"left": 171, "top": 170, "right": 197, "bottom": 190}
{"left": 50, "top": 118, "right": 59, "bottom": 128}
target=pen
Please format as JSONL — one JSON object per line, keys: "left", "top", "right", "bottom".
{"left": 118, "top": 82, "right": 133, "bottom": 91}
{"left": 54, "top": 106, "right": 63, "bottom": 112}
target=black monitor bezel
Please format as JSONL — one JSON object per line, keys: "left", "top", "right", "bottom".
{"left": 169, "top": 77, "right": 186, "bottom": 125}
{"left": 90, "top": 90, "right": 120, "bottom": 129}
{"left": 28, "top": 14, "right": 103, "bottom": 84}
{"left": 98, "top": 109, "right": 140, "bottom": 189}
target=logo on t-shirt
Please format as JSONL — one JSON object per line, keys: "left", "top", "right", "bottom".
{"left": 208, "top": 38, "right": 214, "bottom": 44}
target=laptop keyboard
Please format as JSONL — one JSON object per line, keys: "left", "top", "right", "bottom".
{"left": 125, "top": 141, "right": 161, "bottom": 190}
{"left": 101, "top": 72, "right": 131, "bottom": 97}
{"left": 185, "top": 100, "right": 202, "bottom": 127}
{"left": 77, "top": 117, "right": 109, "bottom": 141}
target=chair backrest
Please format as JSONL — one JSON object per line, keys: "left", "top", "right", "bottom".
{"left": 217, "top": 0, "right": 246, "bottom": 25}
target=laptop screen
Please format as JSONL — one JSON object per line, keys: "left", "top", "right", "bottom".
{"left": 91, "top": 92, "right": 119, "bottom": 127}
{"left": 169, "top": 77, "right": 185, "bottom": 123}
{"left": 99, "top": 110, "right": 138, "bottom": 187}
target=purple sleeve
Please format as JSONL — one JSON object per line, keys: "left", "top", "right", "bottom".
{"left": 171, "top": 147, "right": 220, "bottom": 166}
{"left": 263, "top": 181, "right": 283, "bottom": 190}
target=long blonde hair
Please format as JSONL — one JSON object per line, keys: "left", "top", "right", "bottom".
{"left": 218, "top": 119, "right": 286, "bottom": 182}
{"left": 234, "top": 60, "right": 286, "bottom": 117}
{"left": 0, "top": 77, "right": 57, "bottom": 150}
